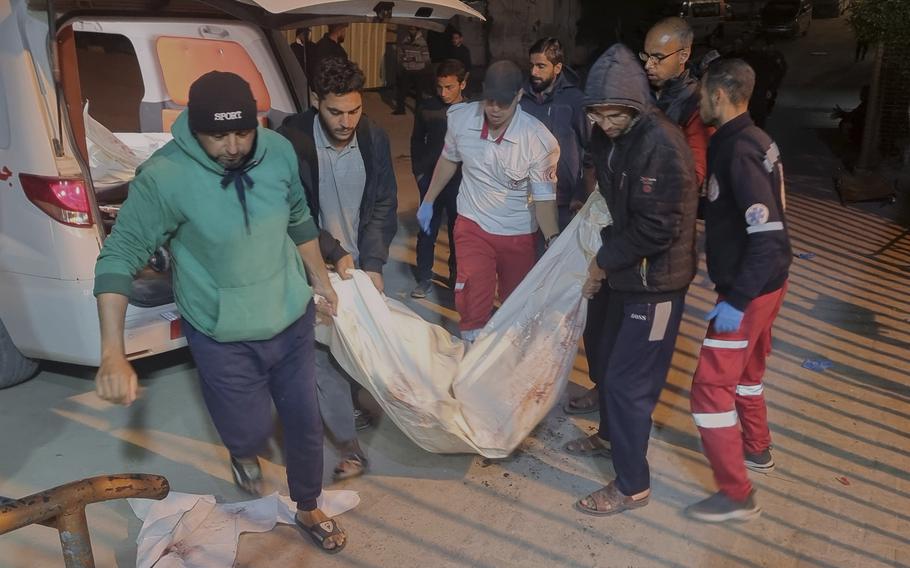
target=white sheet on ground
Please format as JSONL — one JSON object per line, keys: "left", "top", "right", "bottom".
{"left": 316, "top": 192, "right": 611, "bottom": 458}
{"left": 129, "top": 490, "right": 358, "bottom": 568}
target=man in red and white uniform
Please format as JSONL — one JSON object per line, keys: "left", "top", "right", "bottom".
{"left": 417, "top": 60, "right": 560, "bottom": 341}
{"left": 685, "top": 58, "right": 792, "bottom": 523}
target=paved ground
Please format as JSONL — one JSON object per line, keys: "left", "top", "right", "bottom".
{"left": 2, "top": 15, "right": 908, "bottom": 568}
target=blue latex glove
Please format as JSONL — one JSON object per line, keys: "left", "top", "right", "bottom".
{"left": 706, "top": 301, "right": 744, "bottom": 333}
{"left": 417, "top": 201, "right": 434, "bottom": 234}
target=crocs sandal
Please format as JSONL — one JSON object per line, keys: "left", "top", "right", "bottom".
{"left": 295, "top": 516, "right": 347, "bottom": 554}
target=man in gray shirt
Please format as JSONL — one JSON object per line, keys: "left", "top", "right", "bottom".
{"left": 279, "top": 57, "right": 398, "bottom": 480}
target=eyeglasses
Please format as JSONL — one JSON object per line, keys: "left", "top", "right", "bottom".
{"left": 638, "top": 47, "right": 685, "bottom": 65}
{"left": 586, "top": 111, "right": 630, "bottom": 126}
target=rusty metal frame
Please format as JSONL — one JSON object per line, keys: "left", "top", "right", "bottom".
{"left": 0, "top": 474, "right": 170, "bottom": 568}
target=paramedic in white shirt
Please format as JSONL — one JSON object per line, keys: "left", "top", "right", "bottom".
{"left": 417, "top": 60, "right": 560, "bottom": 341}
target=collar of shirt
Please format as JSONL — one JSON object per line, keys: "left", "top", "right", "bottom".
{"left": 314, "top": 116, "right": 358, "bottom": 153}
{"left": 468, "top": 104, "right": 522, "bottom": 145}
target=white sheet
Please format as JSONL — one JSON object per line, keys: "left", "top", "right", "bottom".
{"left": 316, "top": 192, "right": 611, "bottom": 458}
{"left": 129, "top": 490, "right": 358, "bottom": 568}
{"left": 83, "top": 103, "right": 172, "bottom": 188}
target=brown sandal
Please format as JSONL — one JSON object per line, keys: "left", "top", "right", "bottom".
{"left": 563, "top": 387, "right": 600, "bottom": 415}
{"left": 576, "top": 481, "right": 650, "bottom": 516}
{"left": 563, "top": 434, "right": 612, "bottom": 457}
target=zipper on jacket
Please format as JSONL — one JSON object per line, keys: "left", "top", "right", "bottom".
{"left": 639, "top": 257, "right": 649, "bottom": 288}
{"left": 607, "top": 140, "right": 616, "bottom": 174}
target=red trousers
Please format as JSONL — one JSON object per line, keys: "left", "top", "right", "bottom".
{"left": 690, "top": 282, "right": 788, "bottom": 501}
{"left": 453, "top": 216, "right": 536, "bottom": 331}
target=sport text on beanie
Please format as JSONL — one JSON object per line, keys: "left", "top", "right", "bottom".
{"left": 187, "top": 71, "right": 258, "bottom": 133}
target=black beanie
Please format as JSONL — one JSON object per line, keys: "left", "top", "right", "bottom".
{"left": 187, "top": 71, "right": 258, "bottom": 133}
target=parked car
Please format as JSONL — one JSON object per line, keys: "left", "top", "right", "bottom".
{"left": 0, "top": 0, "right": 481, "bottom": 388}
{"left": 665, "top": 0, "right": 731, "bottom": 45}
{"left": 761, "top": 0, "right": 813, "bottom": 37}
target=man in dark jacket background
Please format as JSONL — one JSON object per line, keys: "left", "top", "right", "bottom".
{"left": 278, "top": 57, "right": 398, "bottom": 481}
{"left": 290, "top": 28, "right": 317, "bottom": 82}
{"left": 409, "top": 59, "right": 468, "bottom": 298}
{"left": 520, "top": 37, "right": 588, "bottom": 230}
{"left": 565, "top": 44, "right": 698, "bottom": 516}
{"left": 311, "top": 23, "right": 349, "bottom": 80}
{"left": 642, "top": 17, "right": 712, "bottom": 188}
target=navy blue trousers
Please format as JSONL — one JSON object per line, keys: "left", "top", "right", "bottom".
{"left": 591, "top": 290, "right": 686, "bottom": 496}
{"left": 182, "top": 302, "right": 323, "bottom": 510}
{"left": 415, "top": 173, "right": 458, "bottom": 283}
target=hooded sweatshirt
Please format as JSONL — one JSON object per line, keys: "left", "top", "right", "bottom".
{"left": 94, "top": 111, "right": 319, "bottom": 342}
{"left": 520, "top": 66, "right": 589, "bottom": 206}
{"left": 584, "top": 44, "right": 698, "bottom": 296}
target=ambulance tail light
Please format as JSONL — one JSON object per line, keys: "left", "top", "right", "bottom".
{"left": 19, "top": 174, "right": 93, "bottom": 227}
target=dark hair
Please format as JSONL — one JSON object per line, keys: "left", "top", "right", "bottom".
{"left": 451, "top": 28, "right": 463, "bottom": 37}
{"left": 314, "top": 57, "right": 365, "bottom": 98}
{"left": 436, "top": 58, "right": 467, "bottom": 82}
{"left": 529, "top": 37, "right": 564, "bottom": 66}
{"left": 703, "top": 58, "right": 755, "bottom": 105}
{"left": 295, "top": 27, "right": 309, "bottom": 38}
{"left": 328, "top": 23, "right": 348, "bottom": 34}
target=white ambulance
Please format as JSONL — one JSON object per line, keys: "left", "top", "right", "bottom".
{"left": 0, "top": 0, "right": 482, "bottom": 387}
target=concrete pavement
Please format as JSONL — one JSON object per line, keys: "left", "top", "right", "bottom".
{"left": 1, "top": 15, "right": 907, "bottom": 568}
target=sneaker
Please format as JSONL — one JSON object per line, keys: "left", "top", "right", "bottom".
{"left": 230, "top": 455, "right": 264, "bottom": 496}
{"left": 410, "top": 279, "right": 432, "bottom": 299}
{"left": 353, "top": 408, "right": 373, "bottom": 431}
{"left": 685, "top": 490, "right": 761, "bottom": 523}
{"left": 745, "top": 448, "right": 775, "bottom": 473}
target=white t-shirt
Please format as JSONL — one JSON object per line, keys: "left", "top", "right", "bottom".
{"left": 441, "top": 102, "right": 559, "bottom": 236}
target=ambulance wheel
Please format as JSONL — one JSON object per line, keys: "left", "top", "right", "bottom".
{"left": 0, "top": 319, "right": 38, "bottom": 389}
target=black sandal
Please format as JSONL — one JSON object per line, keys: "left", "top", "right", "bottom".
{"left": 295, "top": 516, "right": 347, "bottom": 554}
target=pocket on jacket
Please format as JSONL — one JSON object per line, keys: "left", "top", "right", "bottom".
{"left": 212, "top": 268, "right": 304, "bottom": 342}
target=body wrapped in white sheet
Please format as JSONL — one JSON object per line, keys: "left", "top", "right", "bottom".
{"left": 316, "top": 193, "right": 611, "bottom": 458}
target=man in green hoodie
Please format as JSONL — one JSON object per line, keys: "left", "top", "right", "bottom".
{"left": 93, "top": 72, "right": 347, "bottom": 553}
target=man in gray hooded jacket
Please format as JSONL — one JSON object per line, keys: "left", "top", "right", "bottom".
{"left": 565, "top": 44, "right": 698, "bottom": 516}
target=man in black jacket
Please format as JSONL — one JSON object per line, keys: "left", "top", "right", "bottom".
{"left": 520, "top": 37, "right": 588, "bottom": 231}
{"left": 289, "top": 28, "right": 317, "bottom": 82}
{"left": 567, "top": 44, "right": 698, "bottom": 516}
{"left": 410, "top": 59, "right": 468, "bottom": 298}
{"left": 311, "top": 24, "right": 349, "bottom": 81}
{"left": 278, "top": 57, "right": 398, "bottom": 481}
{"left": 685, "top": 59, "right": 791, "bottom": 523}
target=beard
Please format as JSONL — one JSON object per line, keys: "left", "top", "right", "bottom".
{"left": 530, "top": 76, "right": 554, "bottom": 93}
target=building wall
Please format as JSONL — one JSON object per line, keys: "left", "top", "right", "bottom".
{"left": 878, "top": 41, "right": 910, "bottom": 155}
{"left": 286, "top": 24, "right": 391, "bottom": 89}
{"left": 480, "top": 0, "right": 583, "bottom": 67}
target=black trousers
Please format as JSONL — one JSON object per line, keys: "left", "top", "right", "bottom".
{"left": 415, "top": 173, "right": 458, "bottom": 283}
{"left": 183, "top": 302, "right": 323, "bottom": 510}
{"left": 396, "top": 68, "right": 426, "bottom": 112}
{"left": 587, "top": 289, "right": 686, "bottom": 495}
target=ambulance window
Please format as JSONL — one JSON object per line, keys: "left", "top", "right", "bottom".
{"left": 76, "top": 32, "right": 144, "bottom": 132}
{"left": 0, "top": 72, "right": 9, "bottom": 149}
